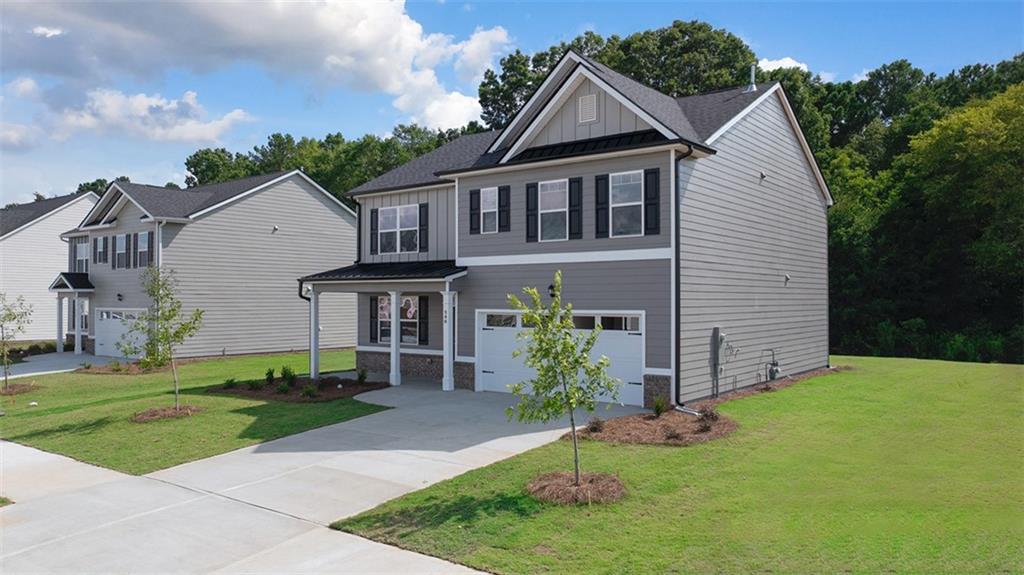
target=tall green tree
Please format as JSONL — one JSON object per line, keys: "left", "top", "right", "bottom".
{"left": 184, "top": 148, "right": 254, "bottom": 187}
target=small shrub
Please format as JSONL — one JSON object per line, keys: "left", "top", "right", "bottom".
{"left": 275, "top": 381, "right": 290, "bottom": 394}
{"left": 301, "top": 383, "right": 318, "bottom": 398}
{"left": 27, "top": 344, "right": 42, "bottom": 355}
{"left": 247, "top": 379, "right": 264, "bottom": 391}
{"left": 586, "top": 416, "right": 605, "bottom": 433}
{"left": 356, "top": 368, "right": 367, "bottom": 385}
{"left": 265, "top": 367, "right": 275, "bottom": 385}
{"left": 696, "top": 420, "right": 713, "bottom": 434}
{"left": 281, "top": 365, "right": 297, "bottom": 387}
{"left": 663, "top": 426, "right": 683, "bottom": 440}
{"left": 698, "top": 407, "right": 720, "bottom": 423}
{"left": 223, "top": 378, "right": 237, "bottom": 389}
{"left": 652, "top": 396, "right": 668, "bottom": 417}
{"left": 109, "top": 360, "right": 122, "bottom": 372}
{"left": 81, "top": 362, "right": 92, "bottom": 369}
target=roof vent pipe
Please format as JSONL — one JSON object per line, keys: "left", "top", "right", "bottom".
{"left": 743, "top": 64, "right": 757, "bottom": 93}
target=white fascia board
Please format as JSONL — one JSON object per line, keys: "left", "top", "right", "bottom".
{"left": 0, "top": 192, "right": 98, "bottom": 242}
{"left": 188, "top": 170, "right": 357, "bottom": 219}
{"left": 500, "top": 65, "right": 678, "bottom": 164}
{"left": 704, "top": 84, "right": 780, "bottom": 145}
{"left": 100, "top": 184, "right": 155, "bottom": 223}
{"left": 79, "top": 185, "right": 122, "bottom": 227}
{"left": 456, "top": 247, "right": 671, "bottom": 267}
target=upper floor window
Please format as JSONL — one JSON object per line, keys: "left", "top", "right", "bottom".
{"left": 74, "top": 241, "right": 89, "bottom": 273}
{"left": 115, "top": 234, "right": 127, "bottom": 268}
{"left": 539, "top": 179, "right": 568, "bottom": 242}
{"left": 95, "top": 236, "right": 107, "bottom": 264}
{"left": 610, "top": 171, "right": 644, "bottom": 237}
{"left": 480, "top": 187, "right": 498, "bottom": 234}
{"left": 137, "top": 232, "right": 151, "bottom": 267}
{"left": 379, "top": 205, "right": 419, "bottom": 253}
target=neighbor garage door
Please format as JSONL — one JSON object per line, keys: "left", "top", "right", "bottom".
{"left": 94, "top": 309, "right": 144, "bottom": 358}
{"left": 476, "top": 311, "right": 645, "bottom": 406}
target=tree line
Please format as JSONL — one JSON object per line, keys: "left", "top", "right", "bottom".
{"left": 65, "top": 20, "right": 1022, "bottom": 363}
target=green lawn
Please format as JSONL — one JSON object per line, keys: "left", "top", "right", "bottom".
{"left": 0, "top": 350, "right": 387, "bottom": 474}
{"left": 0, "top": 497, "right": 11, "bottom": 507}
{"left": 336, "top": 356, "right": 1024, "bottom": 574}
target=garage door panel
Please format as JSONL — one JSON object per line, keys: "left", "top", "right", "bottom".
{"left": 95, "top": 309, "right": 144, "bottom": 358}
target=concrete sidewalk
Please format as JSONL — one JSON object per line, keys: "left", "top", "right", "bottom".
{"left": 4, "top": 352, "right": 110, "bottom": 380}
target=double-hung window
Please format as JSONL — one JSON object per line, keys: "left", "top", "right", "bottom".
{"left": 610, "top": 171, "right": 644, "bottom": 237}
{"left": 377, "top": 295, "right": 419, "bottom": 344}
{"left": 95, "top": 237, "right": 107, "bottom": 264}
{"left": 480, "top": 187, "right": 498, "bottom": 234}
{"left": 137, "top": 232, "right": 150, "bottom": 267}
{"left": 115, "top": 234, "right": 127, "bottom": 269}
{"left": 378, "top": 205, "right": 419, "bottom": 253}
{"left": 75, "top": 241, "right": 89, "bottom": 273}
{"left": 538, "top": 179, "right": 568, "bottom": 242}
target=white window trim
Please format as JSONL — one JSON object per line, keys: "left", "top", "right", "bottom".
{"left": 378, "top": 204, "right": 419, "bottom": 254}
{"left": 609, "top": 170, "right": 645, "bottom": 238}
{"left": 115, "top": 234, "right": 127, "bottom": 269}
{"left": 578, "top": 93, "right": 597, "bottom": 124}
{"left": 538, "top": 178, "right": 569, "bottom": 243}
{"left": 480, "top": 187, "right": 498, "bottom": 234}
{"left": 377, "top": 295, "right": 420, "bottom": 346}
{"left": 95, "top": 237, "right": 106, "bottom": 262}
{"left": 137, "top": 233, "right": 150, "bottom": 266}
{"left": 75, "top": 241, "right": 90, "bottom": 273}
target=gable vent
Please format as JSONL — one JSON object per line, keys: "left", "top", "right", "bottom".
{"left": 578, "top": 93, "right": 597, "bottom": 123}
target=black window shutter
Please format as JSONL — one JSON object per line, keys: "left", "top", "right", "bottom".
{"left": 568, "top": 177, "right": 583, "bottom": 239}
{"left": 595, "top": 174, "right": 609, "bottom": 238}
{"left": 498, "top": 186, "right": 511, "bottom": 232}
{"left": 418, "top": 295, "right": 429, "bottom": 345}
{"left": 103, "top": 237, "right": 109, "bottom": 264}
{"left": 147, "top": 231, "right": 155, "bottom": 266}
{"left": 419, "top": 203, "right": 429, "bottom": 252}
{"left": 644, "top": 168, "right": 660, "bottom": 236}
{"left": 92, "top": 238, "right": 98, "bottom": 264}
{"left": 525, "top": 183, "right": 538, "bottom": 242}
{"left": 469, "top": 189, "right": 480, "bottom": 235}
{"left": 369, "top": 296, "right": 379, "bottom": 343}
{"left": 131, "top": 233, "right": 138, "bottom": 268}
{"left": 369, "top": 208, "right": 379, "bottom": 255}
{"left": 111, "top": 236, "right": 116, "bottom": 269}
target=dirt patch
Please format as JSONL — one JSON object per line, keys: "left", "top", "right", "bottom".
{"left": 576, "top": 409, "right": 738, "bottom": 446}
{"left": 131, "top": 405, "right": 204, "bottom": 423}
{"left": 207, "top": 376, "right": 388, "bottom": 403}
{"left": 527, "top": 471, "right": 626, "bottom": 505}
{"left": 0, "top": 382, "right": 43, "bottom": 396}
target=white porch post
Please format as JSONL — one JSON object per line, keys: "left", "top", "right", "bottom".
{"left": 441, "top": 290, "right": 454, "bottom": 391}
{"left": 56, "top": 295, "right": 65, "bottom": 353}
{"left": 73, "top": 294, "right": 82, "bottom": 355}
{"left": 389, "top": 290, "right": 401, "bottom": 386}
{"left": 309, "top": 288, "right": 320, "bottom": 381}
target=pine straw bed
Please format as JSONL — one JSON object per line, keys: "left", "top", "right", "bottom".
{"left": 526, "top": 471, "right": 627, "bottom": 505}
{"left": 131, "top": 405, "right": 204, "bottom": 423}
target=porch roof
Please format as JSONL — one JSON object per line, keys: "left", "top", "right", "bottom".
{"left": 49, "top": 272, "right": 95, "bottom": 292}
{"left": 301, "top": 260, "right": 467, "bottom": 283}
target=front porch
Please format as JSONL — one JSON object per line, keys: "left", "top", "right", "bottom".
{"left": 47, "top": 272, "right": 95, "bottom": 356}
{"left": 301, "top": 261, "right": 467, "bottom": 391}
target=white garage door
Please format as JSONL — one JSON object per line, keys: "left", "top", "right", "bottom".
{"left": 95, "top": 309, "right": 145, "bottom": 358}
{"left": 477, "top": 311, "right": 645, "bottom": 406}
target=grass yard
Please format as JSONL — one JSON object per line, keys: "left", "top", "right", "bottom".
{"left": 336, "top": 356, "right": 1024, "bottom": 574}
{"left": 0, "top": 349, "right": 387, "bottom": 474}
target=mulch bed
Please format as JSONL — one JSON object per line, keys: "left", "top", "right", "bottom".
{"left": 576, "top": 409, "right": 738, "bottom": 446}
{"left": 527, "top": 471, "right": 627, "bottom": 505}
{"left": 207, "top": 376, "right": 388, "bottom": 403}
{"left": 132, "top": 405, "right": 204, "bottom": 423}
{"left": 1, "top": 383, "right": 43, "bottom": 396}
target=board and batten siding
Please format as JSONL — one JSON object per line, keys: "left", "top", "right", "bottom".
{"left": 452, "top": 260, "right": 671, "bottom": 368}
{"left": 458, "top": 151, "right": 671, "bottom": 258}
{"left": 359, "top": 186, "right": 456, "bottom": 263}
{"left": 0, "top": 195, "right": 97, "bottom": 340}
{"left": 676, "top": 91, "right": 829, "bottom": 402}
{"left": 161, "top": 176, "right": 357, "bottom": 357}
{"left": 524, "top": 78, "right": 653, "bottom": 148}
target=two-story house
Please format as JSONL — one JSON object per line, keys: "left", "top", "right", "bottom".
{"left": 49, "top": 170, "right": 358, "bottom": 358}
{"left": 299, "top": 51, "right": 832, "bottom": 407}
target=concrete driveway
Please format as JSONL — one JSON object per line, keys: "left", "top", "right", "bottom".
{"left": 1, "top": 381, "right": 641, "bottom": 573}
{"left": 4, "top": 352, "right": 110, "bottom": 380}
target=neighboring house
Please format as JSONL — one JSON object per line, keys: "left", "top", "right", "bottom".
{"left": 1, "top": 192, "right": 99, "bottom": 341}
{"left": 50, "top": 170, "right": 357, "bottom": 358}
{"left": 299, "top": 50, "right": 832, "bottom": 407}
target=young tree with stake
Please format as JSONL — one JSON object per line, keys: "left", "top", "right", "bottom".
{"left": 0, "top": 293, "right": 33, "bottom": 392}
{"left": 506, "top": 270, "right": 620, "bottom": 486}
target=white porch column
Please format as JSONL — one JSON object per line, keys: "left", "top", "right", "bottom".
{"left": 309, "top": 288, "right": 320, "bottom": 381}
{"left": 73, "top": 294, "right": 82, "bottom": 355}
{"left": 56, "top": 295, "right": 65, "bottom": 353}
{"left": 389, "top": 291, "right": 401, "bottom": 386}
{"left": 441, "top": 290, "right": 454, "bottom": 391}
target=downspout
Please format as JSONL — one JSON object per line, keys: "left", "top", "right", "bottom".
{"left": 355, "top": 202, "right": 362, "bottom": 264}
{"left": 297, "top": 279, "right": 310, "bottom": 302}
{"left": 673, "top": 144, "right": 698, "bottom": 413}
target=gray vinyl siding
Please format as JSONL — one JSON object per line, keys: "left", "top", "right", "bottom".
{"left": 452, "top": 260, "right": 671, "bottom": 368}
{"left": 161, "top": 176, "right": 357, "bottom": 357}
{"left": 356, "top": 292, "right": 443, "bottom": 351}
{"left": 458, "top": 151, "right": 671, "bottom": 257}
{"left": 676, "top": 91, "right": 829, "bottom": 402}
{"left": 525, "top": 78, "right": 652, "bottom": 148}
{"left": 359, "top": 186, "right": 456, "bottom": 263}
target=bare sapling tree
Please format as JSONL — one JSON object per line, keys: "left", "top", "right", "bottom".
{"left": 0, "top": 293, "right": 33, "bottom": 391}
{"left": 506, "top": 270, "right": 620, "bottom": 485}
{"left": 118, "top": 267, "right": 203, "bottom": 410}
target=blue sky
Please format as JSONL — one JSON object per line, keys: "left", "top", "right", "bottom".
{"left": 1, "top": 1, "right": 1020, "bottom": 204}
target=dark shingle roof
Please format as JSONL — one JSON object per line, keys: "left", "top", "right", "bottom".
{"left": 509, "top": 130, "right": 668, "bottom": 164}
{"left": 301, "top": 260, "right": 466, "bottom": 282}
{"left": 50, "top": 272, "right": 95, "bottom": 291}
{"left": 1, "top": 193, "right": 92, "bottom": 237}
{"left": 675, "top": 82, "right": 776, "bottom": 141}
{"left": 114, "top": 171, "right": 291, "bottom": 219}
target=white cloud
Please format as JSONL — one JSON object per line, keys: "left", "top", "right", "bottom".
{"left": 56, "top": 89, "right": 249, "bottom": 143}
{"left": 853, "top": 68, "right": 871, "bottom": 82}
{"left": 0, "top": 123, "right": 41, "bottom": 151}
{"left": 819, "top": 71, "right": 837, "bottom": 83}
{"left": 758, "top": 57, "right": 809, "bottom": 72}
{"left": 31, "top": 26, "right": 63, "bottom": 38}
{"left": 6, "top": 77, "right": 40, "bottom": 98}
{"left": 3, "top": 1, "right": 507, "bottom": 129}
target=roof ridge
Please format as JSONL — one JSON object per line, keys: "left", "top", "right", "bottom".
{"left": 676, "top": 80, "right": 781, "bottom": 100}
{"left": 1, "top": 192, "right": 83, "bottom": 211}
